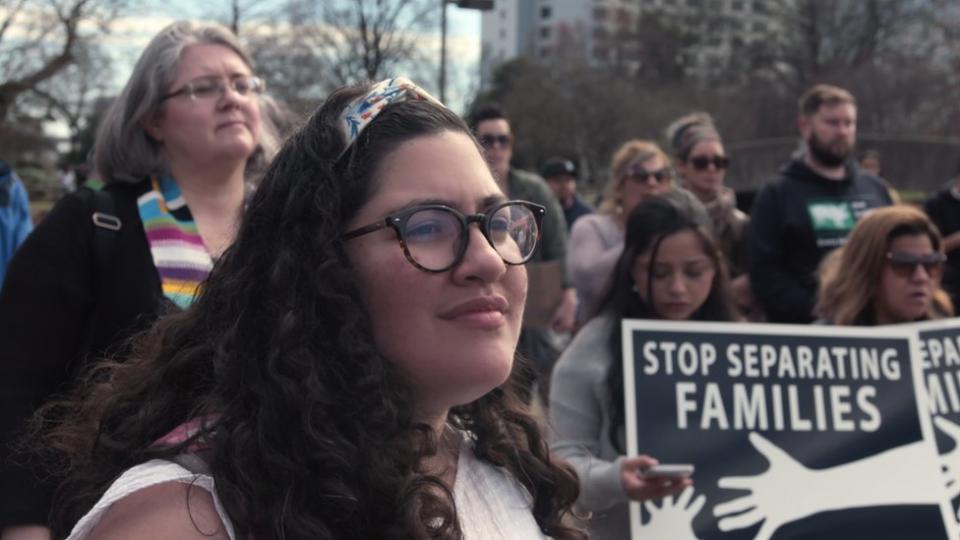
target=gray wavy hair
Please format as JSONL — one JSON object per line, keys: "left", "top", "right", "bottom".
{"left": 93, "top": 21, "right": 281, "bottom": 183}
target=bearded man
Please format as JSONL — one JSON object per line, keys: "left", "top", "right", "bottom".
{"left": 748, "top": 84, "right": 895, "bottom": 323}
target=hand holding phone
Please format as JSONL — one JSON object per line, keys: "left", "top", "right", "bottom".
{"left": 640, "top": 463, "right": 695, "bottom": 479}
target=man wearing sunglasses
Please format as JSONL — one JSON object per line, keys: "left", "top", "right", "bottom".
{"left": 469, "top": 105, "right": 576, "bottom": 401}
{"left": 748, "top": 84, "right": 895, "bottom": 323}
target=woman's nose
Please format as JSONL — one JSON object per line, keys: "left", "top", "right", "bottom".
{"left": 451, "top": 225, "right": 507, "bottom": 284}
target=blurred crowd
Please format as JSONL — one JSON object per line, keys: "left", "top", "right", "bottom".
{"left": 1, "top": 19, "right": 958, "bottom": 540}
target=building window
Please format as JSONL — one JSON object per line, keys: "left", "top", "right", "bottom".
{"left": 499, "top": 28, "right": 506, "bottom": 38}
{"left": 541, "top": 6, "right": 551, "bottom": 18}
{"left": 540, "top": 47, "right": 551, "bottom": 58}
{"left": 593, "top": 6, "right": 607, "bottom": 19}
{"left": 540, "top": 26, "right": 551, "bottom": 38}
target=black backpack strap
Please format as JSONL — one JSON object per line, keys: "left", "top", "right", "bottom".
{"left": 90, "top": 189, "right": 121, "bottom": 275}
{"left": 74, "top": 188, "right": 122, "bottom": 369}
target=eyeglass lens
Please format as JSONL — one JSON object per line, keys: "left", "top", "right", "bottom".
{"left": 179, "top": 76, "right": 264, "bottom": 100}
{"left": 401, "top": 203, "right": 538, "bottom": 271}
{"left": 888, "top": 253, "right": 944, "bottom": 279}
{"left": 626, "top": 167, "right": 671, "bottom": 184}
{"left": 690, "top": 155, "right": 730, "bottom": 170}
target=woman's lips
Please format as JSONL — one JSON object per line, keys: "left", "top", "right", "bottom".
{"left": 439, "top": 296, "right": 509, "bottom": 329}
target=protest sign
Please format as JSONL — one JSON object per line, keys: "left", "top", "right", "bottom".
{"left": 622, "top": 320, "right": 956, "bottom": 540}
{"left": 912, "top": 318, "right": 960, "bottom": 529}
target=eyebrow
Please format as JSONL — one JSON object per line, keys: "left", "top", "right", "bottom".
{"left": 386, "top": 194, "right": 507, "bottom": 215}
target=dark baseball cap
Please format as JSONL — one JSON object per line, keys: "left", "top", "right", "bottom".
{"left": 541, "top": 157, "right": 577, "bottom": 179}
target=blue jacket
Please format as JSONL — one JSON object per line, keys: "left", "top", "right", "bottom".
{"left": 0, "top": 161, "right": 33, "bottom": 286}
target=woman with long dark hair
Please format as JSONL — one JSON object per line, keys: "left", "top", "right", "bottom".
{"left": 37, "top": 78, "right": 583, "bottom": 539}
{"left": 550, "top": 193, "right": 736, "bottom": 539}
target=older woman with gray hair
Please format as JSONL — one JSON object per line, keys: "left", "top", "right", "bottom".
{"left": 0, "top": 21, "right": 280, "bottom": 538}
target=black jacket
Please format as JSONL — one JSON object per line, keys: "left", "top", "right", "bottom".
{"left": 924, "top": 187, "right": 960, "bottom": 307}
{"left": 748, "top": 158, "right": 894, "bottom": 323}
{"left": 0, "top": 180, "right": 167, "bottom": 526}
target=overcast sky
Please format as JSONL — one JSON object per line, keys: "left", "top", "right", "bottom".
{"left": 127, "top": 1, "right": 484, "bottom": 111}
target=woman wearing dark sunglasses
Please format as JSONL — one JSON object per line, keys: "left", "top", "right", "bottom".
{"left": 567, "top": 139, "right": 705, "bottom": 323}
{"left": 816, "top": 205, "right": 953, "bottom": 325}
{"left": 667, "top": 112, "right": 754, "bottom": 318}
{"left": 34, "top": 78, "right": 583, "bottom": 539}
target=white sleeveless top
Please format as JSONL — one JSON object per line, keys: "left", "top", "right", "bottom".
{"left": 67, "top": 443, "right": 547, "bottom": 539}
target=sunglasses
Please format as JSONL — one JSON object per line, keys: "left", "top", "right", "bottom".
{"left": 478, "top": 134, "right": 512, "bottom": 149}
{"left": 886, "top": 251, "right": 945, "bottom": 279}
{"left": 624, "top": 166, "right": 672, "bottom": 184}
{"left": 343, "top": 200, "right": 544, "bottom": 273}
{"left": 689, "top": 155, "right": 730, "bottom": 171}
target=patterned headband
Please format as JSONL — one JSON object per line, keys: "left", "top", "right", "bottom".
{"left": 337, "top": 76, "right": 444, "bottom": 159}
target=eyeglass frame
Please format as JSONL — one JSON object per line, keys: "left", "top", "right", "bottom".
{"left": 885, "top": 251, "right": 946, "bottom": 279}
{"left": 161, "top": 75, "right": 266, "bottom": 102}
{"left": 688, "top": 155, "right": 731, "bottom": 171}
{"left": 342, "top": 200, "right": 546, "bottom": 273}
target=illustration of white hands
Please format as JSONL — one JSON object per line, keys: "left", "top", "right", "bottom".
{"left": 714, "top": 431, "right": 940, "bottom": 540}
{"left": 642, "top": 486, "right": 705, "bottom": 540}
{"left": 933, "top": 416, "right": 960, "bottom": 520}
{"left": 713, "top": 432, "right": 821, "bottom": 540}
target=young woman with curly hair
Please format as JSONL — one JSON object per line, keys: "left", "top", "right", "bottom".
{"left": 550, "top": 193, "right": 736, "bottom": 539}
{"left": 36, "top": 78, "right": 584, "bottom": 539}
{"left": 816, "top": 205, "right": 953, "bottom": 325}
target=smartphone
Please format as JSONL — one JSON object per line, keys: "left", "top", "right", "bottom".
{"left": 641, "top": 463, "right": 694, "bottom": 478}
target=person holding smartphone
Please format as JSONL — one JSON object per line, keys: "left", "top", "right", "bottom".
{"left": 550, "top": 193, "right": 736, "bottom": 539}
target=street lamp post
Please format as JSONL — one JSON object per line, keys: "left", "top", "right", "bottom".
{"left": 439, "top": 0, "right": 494, "bottom": 103}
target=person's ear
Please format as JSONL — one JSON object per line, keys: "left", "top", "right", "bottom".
{"left": 143, "top": 110, "right": 164, "bottom": 142}
{"left": 797, "top": 115, "right": 811, "bottom": 139}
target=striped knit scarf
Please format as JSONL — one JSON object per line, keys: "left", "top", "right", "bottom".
{"left": 137, "top": 175, "right": 213, "bottom": 309}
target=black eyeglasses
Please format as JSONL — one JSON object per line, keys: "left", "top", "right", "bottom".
{"left": 689, "top": 155, "right": 730, "bottom": 171}
{"left": 162, "top": 75, "right": 266, "bottom": 102}
{"left": 624, "top": 166, "right": 672, "bottom": 184}
{"left": 886, "top": 251, "right": 946, "bottom": 279}
{"left": 478, "top": 134, "right": 512, "bottom": 149}
{"left": 343, "top": 200, "right": 545, "bottom": 272}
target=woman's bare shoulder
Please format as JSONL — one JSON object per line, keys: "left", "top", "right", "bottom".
{"left": 87, "top": 481, "right": 230, "bottom": 540}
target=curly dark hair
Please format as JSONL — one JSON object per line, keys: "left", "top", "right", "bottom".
{"left": 598, "top": 195, "right": 736, "bottom": 453}
{"left": 36, "top": 83, "right": 585, "bottom": 539}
